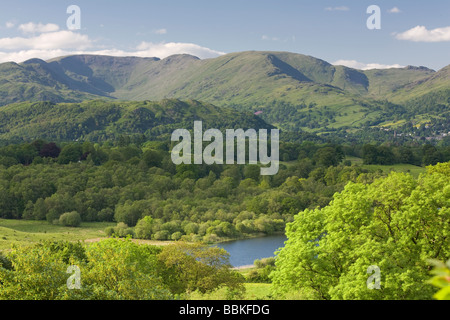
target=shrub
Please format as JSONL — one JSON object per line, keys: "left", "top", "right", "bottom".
{"left": 114, "top": 222, "right": 135, "bottom": 238}
{"left": 254, "top": 257, "right": 275, "bottom": 269}
{"left": 171, "top": 232, "right": 183, "bottom": 241}
{"left": 153, "top": 230, "right": 170, "bottom": 241}
{"left": 59, "top": 211, "right": 81, "bottom": 227}
{"left": 104, "top": 226, "right": 115, "bottom": 237}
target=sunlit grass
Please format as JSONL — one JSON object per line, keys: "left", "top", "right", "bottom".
{"left": 345, "top": 156, "right": 426, "bottom": 178}
{"left": 186, "top": 282, "right": 274, "bottom": 300}
{"left": 0, "top": 219, "right": 115, "bottom": 251}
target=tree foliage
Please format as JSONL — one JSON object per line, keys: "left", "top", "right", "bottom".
{"left": 157, "top": 242, "right": 245, "bottom": 296}
{"left": 271, "top": 162, "right": 450, "bottom": 300}
{"left": 0, "top": 139, "right": 393, "bottom": 242}
{"left": 0, "top": 238, "right": 244, "bottom": 300}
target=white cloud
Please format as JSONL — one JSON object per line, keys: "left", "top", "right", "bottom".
{"left": 394, "top": 25, "right": 450, "bottom": 42}
{"left": 0, "top": 20, "right": 224, "bottom": 63}
{"left": 0, "top": 49, "right": 71, "bottom": 63}
{"left": 153, "top": 28, "right": 167, "bottom": 35}
{"left": 5, "top": 22, "right": 15, "bottom": 29}
{"left": 134, "top": 42, "right": 225, "bottom": 59}
{"left": 0, "top": 31, "right": 92, "bottom": 50}
{"left": 388, "top": 7, "right": 401, "bottom": 13}
{"left": 333, "top": 59, "right": 404, "bottom": 70}
{"left": 0, "top": 41, "right": 225, "bottom": 64}
{"left": 18, "top": 22, "right": 59, "bottom": 34}
{"left": 325, "top": 6, "right": 349, "bottom": 11}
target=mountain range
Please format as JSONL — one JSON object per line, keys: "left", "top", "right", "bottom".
{"left": 0, "top": 51, "right": 448, "bottom": 136}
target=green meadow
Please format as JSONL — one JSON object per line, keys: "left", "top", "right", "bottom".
{"left": 345, "top": 156, "right": 427, "bottom": 178}
{"left": 0, "top": 219, "right": 115, "bottom": 251}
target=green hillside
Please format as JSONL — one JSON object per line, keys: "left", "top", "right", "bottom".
{"left": 0, "top": 51, "right": 448, "bottom": 137}
{"left": 386, "top": 65, "right": 450, "bottom": 102}
{"left": 363, "top": 66, "right": 435, "bottom": 98}
{"left": 0, "top": 99, "right": 272, "bottom": 142}
{"left": 0, "top": 60, "right": 101, "bottom": 105}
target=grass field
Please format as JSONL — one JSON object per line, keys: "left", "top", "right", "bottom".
{"left": 186, "top": 282, "right": 274, "bottom": 300}
{"left": 345, "top": 156, "right": 426, "bottom": 178}
{"left": 187, "top": 277, "right": 304, "bottom": 300}
{"left": 0, "top": 219, "right": 115, "bottom": 251}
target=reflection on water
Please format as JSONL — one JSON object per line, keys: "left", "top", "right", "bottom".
{"left": 213, "top": 234, "right": 287, "bottom": 267}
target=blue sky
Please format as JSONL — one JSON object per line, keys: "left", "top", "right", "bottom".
{"left": 0, "top": 0, "right": 449, "bottom": 70}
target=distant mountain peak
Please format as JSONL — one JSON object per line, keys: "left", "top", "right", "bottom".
{"left": 404, "top": 65, "right": 435, "bottom": 72}
{"left": 161, "top": 54, "right": 201, "bottom": 61}
{"left": 22, "top": 58, "right": 48, "bottom": 65}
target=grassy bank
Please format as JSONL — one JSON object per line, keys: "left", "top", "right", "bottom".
{"left": 187, "top": 282, "right": 273, "bottom": 300}
{"left": 0, "top": 219, "right": 115, "bottom": 251}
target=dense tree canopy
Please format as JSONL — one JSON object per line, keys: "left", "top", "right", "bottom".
{"left": 0, "top": 139, "right": 395, "bottom": 242}
{"left": 271, "top": 162, "right": 450, "bottom": 300}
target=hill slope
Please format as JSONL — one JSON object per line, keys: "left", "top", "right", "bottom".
{"left": 0, "top": 99, "right": 273, "bottom": 142}
{"left": 0, "top": 51, "right": 448, "bottom": 135}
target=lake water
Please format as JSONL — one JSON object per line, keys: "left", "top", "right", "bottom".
{"left": 213, "top": 235, "right": 287, "bottom": 267}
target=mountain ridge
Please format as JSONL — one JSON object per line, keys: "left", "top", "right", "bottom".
{"left": 9, "top": 50, "right": 443, "bottom": 104}
{"left": 0, "top": 50, "right": 447, "bottom": 134}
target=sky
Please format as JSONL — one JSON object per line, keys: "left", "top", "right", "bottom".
{"left": 0, "top": 0, "right": 449, "bottom": 70}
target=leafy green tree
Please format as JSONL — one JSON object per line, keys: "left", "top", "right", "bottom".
{"left": 157, "top": 242, "right": 245, "bottom": 296}
{"left": 0, "top": 243, "right": 69, "bottom": 299}
{"left": 58, "top": 144, "right": 83, "bottom": 164}
{"left": 183, "top": 222, "right": 199, "bottom": 235}
{"left": 114, "top": 200, "right": 149, "bottom": 227}
{"left": 396, "top": 146, "right": 415, "bottom": 164}
{"left": 39, "top": 142, "right": 61, "bottom": 158}
{"left": 271, "top": 163, "right": 450, "bottom": 300}
{"left": 362, "top": 144, "right": 379, "bottom": 165}
{"left": 16, "top": 143, "right": 39, "bottom": 165}
{"left": 362, "top": 144, "right": 395, "bottom": 165}
{"left": 422, "top": 144, "right": 443, "bottom": 166}
{"left": 375, "top": 146, "right": 395, "bottom": 165}
{"left": 142, "top": 149, "right": 164, "bottom": 168}
{"left": 314, "top": 146, "right": 344, "bottom": 167}
{"left": 135, "top": 216, "right": 154, "bottom": 239}
{"left": 71, "top": 238, "right": 170, "bottom": 300}
{"left": 44, "top": 193, "right": 75, "bottom": 222}
{"left": 243, "top": 165, "right": 260, "bottom": 182}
